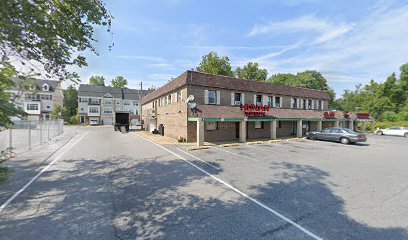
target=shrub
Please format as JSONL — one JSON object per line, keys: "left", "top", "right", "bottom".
{"left": 380, "top": 111, "right": 400, "bottom": 122}
{"left": 398, "top": 111, "right": 408, "bottom": 121}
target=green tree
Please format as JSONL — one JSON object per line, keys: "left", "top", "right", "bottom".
{"left": 0, "top": 0, "right": 112, "bottom": 127}
{"left": 111, "top": 76, "right": 128, "bottom": 88}
{"left": 63, "top": 86, "right": 78, "bottom": 117}
{"left": 236, "top": 62, "right": 268, "bottom": 81}
{"left": 267, "top": 70, "right": 336, "bottom": 108}
{"left": 0, "top": 63, "right": 25, "bottom": 127}
{"left": 196, "top": 52, "right": 234, "bottom": 77}
{"left": 89, "top": 76, "right": 106, "bottom": 86}
{"left": 50, "top": 105, "right": 66, "bottom": 119}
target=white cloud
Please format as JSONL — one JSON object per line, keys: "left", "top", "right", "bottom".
{"left": 248, "top": 15, "right": 354, "bottom": 45}
{"left": 146, "top": 63, "right": 174, "bottom": 69}
{"left": 245, "top": 2, "right": 408, "bottom": 96}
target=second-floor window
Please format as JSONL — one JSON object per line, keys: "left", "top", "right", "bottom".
{"left": 318, "top": 100, "right": 323, "bottom": 110}
{"left": 103, "top": 99, "right": 112, "bottom": 104}
{"left": 103, "top": 107, "right": 112, "bottom": 114}
{"left": 90, "top": 98, "right": 99, "bottom": 104}
{"left": 177, "top": 90, "right": 182, "bottom": 102}
{"left": 89, "top": 106, "right": 99, "bottom": 113}
{"left": 123, "top": 101, "right": 130, "bottom": 106}
{"left": 292, "top": 98, "right": 298, "bottom": 108}
{"left": 208, "top": 90, "right": 217, "bottom": 105}
{"left": 268, "top": 96, "right": 273, "bottom": 107}
{"left": 255, "top": 95, "right": 262, "bottom": 106}
{"left": 80, "top": 98, "right": 88, "bottom": 103}
{"left": 133, "top": 101, "right": 138, "bottom": 106}
{"left": 234, "top": 93, "right": 241, "bottom": 105}
{"left": 26, "top": 104, "right": 39, "bottom": 111}
{"left": 308, "top": 100, "right": 313, "bottom": 109}
{"left": 302, "top": 99, "right": 307, "bottom": 109}
{"left": 275, "top": 96, "right": 281, "bottom": 108}
{"left": 168, "top": 94, "right": 172, "bottom": 104}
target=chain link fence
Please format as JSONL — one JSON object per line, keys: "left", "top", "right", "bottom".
{"left": 0, "top": 120, "right": 64, "bottom": 159}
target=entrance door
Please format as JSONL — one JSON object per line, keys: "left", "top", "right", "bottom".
{"left": 235, "top": 122, "right": 239, "bottom": 138}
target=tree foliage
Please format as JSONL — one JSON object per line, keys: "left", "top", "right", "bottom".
{"left": 0, "top": 0, "right": 112, "bottom": 127}
{"left": 268, "top": 70, "right": 336, "bottom": 108}
{"left": 63, "top": 85, "right": 78, "bottom": 117}
{"left": 0, "top": 63, "right": 25, "bottom": 128}
{"left": 236, "top": 62, "right": 268, "bottom": 81}
{"left": 335, "top": 62, "right": 408, "bottom": 120}
{"left": 111, "top": 76, "right": 128, "bottom": 88}
{"left": 196, "top": 52, "right": 234, "bottom": 77}
{"left": 1, "top": 0, "right": 112, "bottom": 80}
{"left": 89, "top": 75, "right": 105, "bottom": 86}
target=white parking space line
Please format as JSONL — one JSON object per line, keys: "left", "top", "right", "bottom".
{"left": 0, "top": 131, "right": 90, "bottom": 213}
{"left": 292, "top": 141, "right": 339, "bottom": 150}
{"left": 136, "top": 134, "right": 323, "bottom": 240}
{"left": 246, "top": 145, "right": 292, "bottom": 157}
{"left": 274, "top": 142, "right": 315, "bottom": 152}
{"left": 214, "top": 147, "right": 259, "bottom": 162}
{"left": 176, "top": 148, "right": 220, "bottom": 170}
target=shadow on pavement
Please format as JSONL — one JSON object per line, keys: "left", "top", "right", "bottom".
{"left": 0, "top": 155, "right": 407, "bottom": 240}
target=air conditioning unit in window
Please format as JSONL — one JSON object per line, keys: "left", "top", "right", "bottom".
{"left": 234, "top": 101, "right": 241, "bottom": 106}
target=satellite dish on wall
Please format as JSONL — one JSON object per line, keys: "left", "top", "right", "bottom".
{"left": 187, "top": 95, "right": 195, "bottom": 102}
{"left": 188, "top": 102, "right": 197, "bottom": 109}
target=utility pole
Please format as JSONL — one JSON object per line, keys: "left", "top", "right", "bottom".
{"left": 139, "top": 81, "right": 143, "bottom": 128}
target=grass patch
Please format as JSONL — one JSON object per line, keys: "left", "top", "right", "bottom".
{"left": 0, "top": 166, "right": 11, "bottom": 183}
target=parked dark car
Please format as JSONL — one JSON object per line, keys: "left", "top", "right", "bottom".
{"left": 306, "top": 127, "right": 367, "bottom": 144}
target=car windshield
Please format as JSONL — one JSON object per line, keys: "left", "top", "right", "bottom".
{"left": 343, "top": 128, "right": 357, "bottom": 134}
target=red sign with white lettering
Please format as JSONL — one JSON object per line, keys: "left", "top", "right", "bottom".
{"left": 324, "top": 111, "right": 336, "bottom": 118}
{"left": 357, "top": 113, "right": 370, "bottom": 119}
{"left": 241, "top": 104, "right": 270, "bottom": 117}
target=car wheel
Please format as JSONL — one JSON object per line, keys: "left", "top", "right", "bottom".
{"left": 377, "top": 131, "right": 383, "bottom": 135}
{"left": 404, "top": 132, "right": 408, "bottom": 138}
{"left": 340, "top": 137, "right": 350, "bottom": 144}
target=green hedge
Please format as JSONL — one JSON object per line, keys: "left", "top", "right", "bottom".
{"left": 374, "top": 121, "right": 408, "bottom": 129}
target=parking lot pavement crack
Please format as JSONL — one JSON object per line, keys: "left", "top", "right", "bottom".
{"left": 260, "top": 222, "right": 292, "bottom": 237}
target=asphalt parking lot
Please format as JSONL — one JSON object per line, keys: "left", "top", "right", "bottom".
{"left": 1, "top": 127, "right": 407, "bottom": 240}
{"left": 168, "top": 135, "right": 408, "bottom": 240}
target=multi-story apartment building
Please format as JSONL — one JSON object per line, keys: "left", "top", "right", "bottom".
{"left": 8, "top": 79, "right": 63, "bottom": 121}
{"left": 77, "top": 85, "right": 148, "bottom": 125}
{"left": 142, "top": 71, "right": 374, "bottom": 145}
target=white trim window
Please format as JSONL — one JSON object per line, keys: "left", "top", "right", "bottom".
{"left": 308, "top": 100, "right": 313, "bottom": 109}
{"left": 123, "top": 101, "right": 130, "bottom": 106}
{"left": 205, "top": 122, "right": 218, "bottom": 131}
{"left": 233, "top": 92, "right": 241, "bottom": 106}
{"left": 255, "top": 95, "right": 262, "bottom": 106}
{"left": 291, "top": 98, "right": 298, "bottom": 108}
{"left": 318, "top": 100, "right": 323, "bottom": 110}
{"left": 177, "top": 90, "right": 182, "bottom": 102}
{"left": 80, "top": 98, "right": 88, "bottom": 103}
{"left": 268, "top": 96, "right": 273, "bottom": 107}
{"left": 90, "top": 98, "right": 99, "bottom": 104}
{"left": 103, "top": 107, "right": 113, "bottom": 114}
{"left": 275, "top": 96, "right": 281, "bottom": 108}
{"left": 42, "top": 83, "right": 49, "bottom": 91}
{"left": 207, "top": 90, "right": 217, "bottom": 105}
{"left": 26, "top": 103, "right": 39, "bottom": 110}
{"left": 103, "top": 99, "right": 112, "bottom": 104}
{"left": 89, "top": 106, "right": 99, "bottom": 113}
{"left": 133, "top": 101, "right": 139, "bottom": 106}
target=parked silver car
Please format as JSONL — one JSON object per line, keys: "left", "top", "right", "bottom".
{"left": 306, "top": 127, "right": 367, "bottom": 144}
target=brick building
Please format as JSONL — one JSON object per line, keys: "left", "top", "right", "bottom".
{"left": 141, "top": 71, "right": 374, "bottom": 145}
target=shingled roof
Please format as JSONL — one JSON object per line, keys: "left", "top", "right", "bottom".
{"left": 142, "top": 71, "right": 331, "bottom": 104}
{"left": 12, "top": 78, "right": 60, "bottom": 92}
{"left": 78, "top": 84, "right": 148, "bottom": 100}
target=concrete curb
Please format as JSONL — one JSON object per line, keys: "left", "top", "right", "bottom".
{"left": 186, "top": 146, "right": 211, "bottom": 151}
{"left": 220, "top": 143, "right": 241, "bottom": 148}
{"left": 246, "top": 141, "right": 265, "bottom": 145}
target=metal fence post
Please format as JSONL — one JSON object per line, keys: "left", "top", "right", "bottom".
{"left": 47, "top": 121, "right": 50, "bottom": 140}
{"left": 40, "top": 119, "right": 43, "bottom": 144}
{"left": 28, "top": 120, "right": 32, "bottom": 149}
{"left": 8, "top": 127, "right": 13, "bottom": 150}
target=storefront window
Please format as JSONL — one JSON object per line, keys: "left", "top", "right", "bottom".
{"left": 208, "top": 90, "right": 217, "bottom": 105}
{"left": 205, "top": 122, "right": 217, "bottom": 131}
{"left": 255, "top": 121, "right": 263, "bottom": 129}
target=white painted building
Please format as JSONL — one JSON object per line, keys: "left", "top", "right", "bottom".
{"left": 77, "top": 85, "right": 148, "bottom": 125}
{"left": 8, "top": 79, "right": 64, "bottom": 120}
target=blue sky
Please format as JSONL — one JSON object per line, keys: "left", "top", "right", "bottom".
{"left": 73, "top": 0, "right": 408, "bottom": 97}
